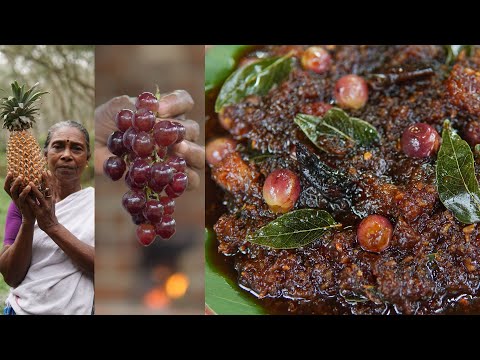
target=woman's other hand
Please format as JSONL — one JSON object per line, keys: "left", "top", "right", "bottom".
{"left": 26, "top": 171, "right": 59, "bottom": 232}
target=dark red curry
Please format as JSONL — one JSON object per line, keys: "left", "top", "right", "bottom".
{"left": 206, "top": 45, "right": 480, "bottom": 314}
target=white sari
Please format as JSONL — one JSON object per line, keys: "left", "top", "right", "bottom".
{"left": 8, "top": 187, "right": 94, "bottom": 315}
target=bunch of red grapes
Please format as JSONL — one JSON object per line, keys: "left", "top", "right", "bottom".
{"left": 103, "top": 91, "right": 188, "bottom": 246}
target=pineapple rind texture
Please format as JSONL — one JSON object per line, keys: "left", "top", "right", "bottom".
{"left": 6, "top": 130, "right": 46, "bottom": 187}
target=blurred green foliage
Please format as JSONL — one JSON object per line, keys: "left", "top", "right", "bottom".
{"left": 0, "top": 45, "right": 94, "bottom": 144}
{"left": 0, "top": 45, "right": 94, "bottom": 188}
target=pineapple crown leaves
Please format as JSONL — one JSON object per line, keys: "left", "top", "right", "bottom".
{"left": 1, "top": 81, "right": 48, "bottom": 131}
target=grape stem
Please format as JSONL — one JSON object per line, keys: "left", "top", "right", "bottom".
{"left": 367, "top": 68, "right": 434, "bottom": 90}
{"left": 155, "top": 85, "right": 161, "bottom": 101}
{"left": 145, "top": 186, "right": 159, "bottom": 200}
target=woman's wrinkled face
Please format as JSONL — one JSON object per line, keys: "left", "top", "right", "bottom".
{"left": 45, "top": 126, "right": 89, "bottom": 183}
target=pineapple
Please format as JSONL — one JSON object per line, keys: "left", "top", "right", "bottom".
{"left": 1, "top": 81, "right": 48, "bottom": 188}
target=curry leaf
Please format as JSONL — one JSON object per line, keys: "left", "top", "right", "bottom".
{"left": 444, "top": 45, "right": 474, "bottom": 66}
{"left": 205, "top": 228, "right": 265, "bottom": 315}
{"left": 205, "top": 45, "right": 254, "bottom": 93}
{"left": 427, "top": 253, "right": 437, "bottom": 262}
{"left": 295, "top": 108, "right": 380, "bottom": 153}
{"left": 436, "top": 120, "right": 480, "bottom": 224}
{"left": 246, "top": 209, "right": 341, "bottom": 249}
{"left": 215, "top": 54, "right": 293, "bottom": 112}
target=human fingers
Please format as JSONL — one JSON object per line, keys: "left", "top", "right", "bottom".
{"left": 95, "top": 95, "right": 136, "bottom": 121}
{"left": 157, "top": 90, "right": 194, "bottom": 118}
{"left": 95, "top": 95, "right": 136, "bottom": 147}
{"left": 4, "top": 172, "right": 13, "bottom": 196}
{"left": 185, "top": 167, "right": 200, "bottom": 191}
{"left": 42, "top": 171, "right": 55, "bottom": 198}
{"left": 29, "top": 182, "right": 47, "bottom": 207}
{"left": 170, "top": 140, "right": 205, "bottom": 170}
{"left": 18, "top": 184, "right": 32, "bottom": 203}
{"left": 9, "top": 176, "right": 24, "bottom": 200}
{"left": 25, "top": 191, "right": 38, "bottom": 209}
{"left": 40, "top": 172, "right": 54, "bottom": 201}
{"left": 174, "top": 114, "right": 186, "bottom": 120}
{"left": 160, "top": 118, "right": 200, "bottom": 142}
{"left": 95, "top": 147, "right": 112, "bottom": 176}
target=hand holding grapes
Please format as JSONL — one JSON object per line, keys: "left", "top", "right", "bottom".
{"left": 97, "top": 89, "right": 204, "bottom": 246}
{"left": 95, "top": 90, "right": 204, "bottom": 189}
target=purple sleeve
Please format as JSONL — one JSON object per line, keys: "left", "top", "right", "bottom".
{"left": 3, "top": 202, "right": 22, "bottom": 246}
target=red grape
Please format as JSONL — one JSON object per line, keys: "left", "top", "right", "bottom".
{"left": 103, "top": 156, "right": 126, "bottom": 181}
{"left": 357, "top": 215, "right": 393, "bottom": 253}
{"left": 153, "top": 120, "right": 178, "bottom": 147}
{"left": 151, "top": 162, "right": 174, "bottom": 188}
{"left": 165, "top": 172, "right": 188, "bottom": 198}
{"left": 132, "top": 131, "right": 154, "bottom": 158}
{"left": 133, "top": 108, "right": 155, "bottom": 132}
{"left": 122, "top": 127, "right": 138, "bottom": 151}
{"left": 155, "top": 216, "right": 176, "bottom": 240}
{"left": 166, "top": 155, "right": 187, "bottom": 173}
{"left": 136, "top": 92, "right": 159, "bottom": 112}
{"left": 301, "top": 46, "right": 332, "bottom": 74}
{"left": 334, "top": 74, "right": 369, "bottom": 110}
{"left": 129, "top": 158, "right": 151, "bottom": 187}
{"left": 143, "top": 200, "right": 164, "bottom": 223}
{"left": 115, "top": 109, "right": 134, "bottom": 132}
{"left": 106, "top": 89, "right": 191, "bottom": 247}
{"left": 263, "top": 169, "right": 301, "bottom": 213}
{"left": 125, "top": 170, "right": 143, "bottom": 190}
{"left": 107, "top": 131, "right": 127, "bottom": 156}
{"left": 136, "top": 223, "right": 156, "bottom": 246}
{"left": 159, "top": 196, "right": 175, "bottom": 215}
{"left": 156, "top": 146, "right": 167, "bottom": 160}
{"left": 175, "top": 123, "right": 186, "bottom": 143}
{"left": 165, "top": 186, "right": 178, "bottom": 198}
{"left": 148, "top": 177, "right": 165, "bottom": 193}
{"left": 401, "top": 123, "right": 440, "bottom": 158}
{"left": 206, "top": 137, "right": 237, "bottom": 166}
{"left": 122, "top": 190, "right": 146, "bottom": 215}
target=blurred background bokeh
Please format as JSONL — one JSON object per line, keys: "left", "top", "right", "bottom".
{"left": 0, "top": 45, "right": 95, "bottom": 309}
{"left": 94, "top": 45, "right": 204, "bottom": 314}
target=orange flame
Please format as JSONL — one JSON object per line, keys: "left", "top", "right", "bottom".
{"left": 165, "top": 273, "right": 189, "bottom": 299}
{"left": 143, "top": 287, "right": 170, "bottom": 309}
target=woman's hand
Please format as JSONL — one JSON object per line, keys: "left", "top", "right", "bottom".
{"left": 25, "top": 171, "right": 59, "bottom": 232}
{"left": 3, "top": 173, "right": 36, "bottom": 224}
{"left": 95, "top": 90, "right": 205, "bottom": 190}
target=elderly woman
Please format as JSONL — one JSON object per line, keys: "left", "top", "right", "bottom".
{"left": 0, "top": 120, "right": 94, "bottom": 315}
